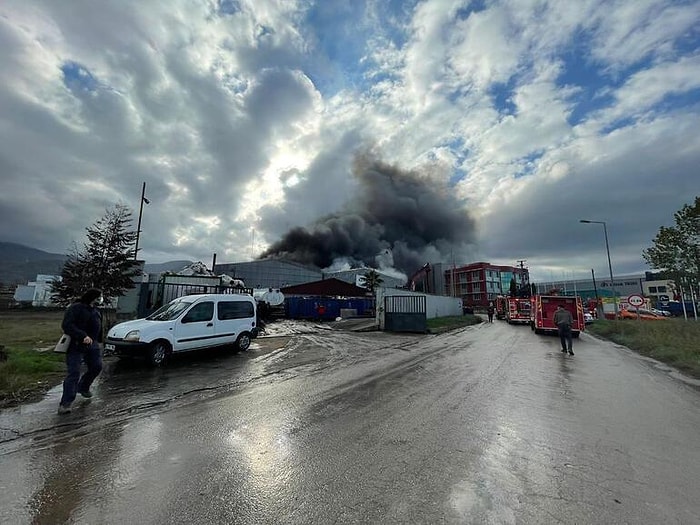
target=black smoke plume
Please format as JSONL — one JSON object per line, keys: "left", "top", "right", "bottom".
{"left": 259, "top": 156, "right": 476, "bottom": 278}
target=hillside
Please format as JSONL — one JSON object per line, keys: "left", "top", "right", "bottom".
{"left": 0, "top": 242, "right": 67, "bottom": 285}
{"left": 0, "top": 242, "right": 192, "bottom": 285}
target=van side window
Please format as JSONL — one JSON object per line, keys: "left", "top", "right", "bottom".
{"left": 182, "top": 302, "right": 214, "bottom": 323}
{"left": 218, "top": 301, "right": 254, "bottom": 320}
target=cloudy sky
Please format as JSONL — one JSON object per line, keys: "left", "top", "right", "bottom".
{"left": 1, "top": 0, "right": 698, "bottom": 283}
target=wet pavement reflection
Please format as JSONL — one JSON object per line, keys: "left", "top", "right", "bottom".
{"left": 2, "top": 322, "right": 700, "bottom": 524}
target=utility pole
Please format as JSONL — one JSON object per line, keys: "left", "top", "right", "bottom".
{"left": 580, "top": 220, "right": 618, "bottom": 318}
{"left": 517, "top": 259, "right": 527, "bottom": 283}
{"left": 452, "top": 250, "right": 456, "bottom": 297}
{"left": 591, "top": 269, "right": 603, "bottom": 319}
{"left": 516, "top": 259, "right": 527, "bottom": 295}
{"left": 134, "top": 182, "right": 150, "bottom": 260}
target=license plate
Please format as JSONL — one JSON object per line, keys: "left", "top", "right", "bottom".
{"left": 105, "top": 344, "right": 115, "bottom": 351}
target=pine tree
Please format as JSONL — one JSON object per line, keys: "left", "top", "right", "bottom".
{"left": 51, "top": 204, "right": 140, "bottom": 306}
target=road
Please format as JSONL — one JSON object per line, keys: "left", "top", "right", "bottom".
{"left": 1, "top": 319, "right": 699, "bottom": 524}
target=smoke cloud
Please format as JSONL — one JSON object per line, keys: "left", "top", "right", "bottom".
{"left": 260, "top": 155, "right": 476, "bottom": 279}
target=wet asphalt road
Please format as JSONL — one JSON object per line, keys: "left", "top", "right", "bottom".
{"left": 1, "top": 319, "right": 700, "bottom": 524}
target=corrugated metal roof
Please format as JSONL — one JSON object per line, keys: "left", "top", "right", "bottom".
{"left": 281, "top": 278, "right": 371, "bottom": 297}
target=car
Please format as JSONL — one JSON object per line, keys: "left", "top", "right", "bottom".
{"left": 651, "top": 308, "right": 671, "bottom": 317}
{"left": 617, "top": 307, "right": 668, "bottom": 321}
{"left": 105, "top": 293, "right": 258, "bottom": 366}
{"left": 584, "top": 312, "right": 595, "bottom": 325}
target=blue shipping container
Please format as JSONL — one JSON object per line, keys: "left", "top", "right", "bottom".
{"left": 285, "top": 297, "right": 375, "bottom": 320}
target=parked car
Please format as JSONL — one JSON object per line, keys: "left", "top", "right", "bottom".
{"left": 616, "top": 308, "right": 668, "bottom": 321}
{"left": 584, "top": 312, "right": 595, "bottom": 325}
{"left": 105, "top": 293, "right": 258, "bottom": 366}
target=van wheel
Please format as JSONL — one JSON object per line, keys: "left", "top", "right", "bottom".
{"left": 572, "top": 332, "right": 580, "bottom": 339}
{"left": 148, "top": 341, "right": 170, "bottom": 367}
{"left": 236, "top": 333, "right": 251, "bottom": 352}
{"left": 534, "top": 328, "right": 543, "bottom": 335}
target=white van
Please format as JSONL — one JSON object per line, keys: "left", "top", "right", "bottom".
{"left": 105, "top": 293, "right": 257, "bottom": 366}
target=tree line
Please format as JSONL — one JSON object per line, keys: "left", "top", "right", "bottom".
{"left": 643, "top": 196, "right": 699, "bottom": 302}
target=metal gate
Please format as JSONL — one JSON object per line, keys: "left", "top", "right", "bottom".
{"left": 137, "top": 282, "right": 254, "bottom": 318}
{"left": 384, "top": 295, "right": 427, "bottom": 333}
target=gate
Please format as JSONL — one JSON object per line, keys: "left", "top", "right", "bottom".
{"left": 384, "top": 295, "right": 427, "bottom": 333}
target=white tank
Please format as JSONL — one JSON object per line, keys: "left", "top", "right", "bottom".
{"left": 261, "top": 289, "right": 285, "bottom": 306}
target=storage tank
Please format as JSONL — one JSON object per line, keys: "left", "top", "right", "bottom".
{"left": 261, "top": 288, "right": 285, "bottom": 306}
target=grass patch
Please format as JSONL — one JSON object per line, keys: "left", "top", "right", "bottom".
{"left": 0, "top": 310, "right": 66, "bottom": 407}
{"left": 587, "top": 319, "right": 700, "bottom": 378}
{"left": 427, "top": 314, "right": 482, "bottom": 333}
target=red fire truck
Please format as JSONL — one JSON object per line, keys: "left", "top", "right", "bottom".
{"left": 530, "top": 295, "right": 584, "bottom": 337}
{"left": 506, "top": 297, "right": 531, "bottom": 324}
{"left": 494, "top": 296, "right": 508, "bottom": 320}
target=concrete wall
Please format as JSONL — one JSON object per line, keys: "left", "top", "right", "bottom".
{"left": 375, "top": 287, "right": 463, "bottom": 330}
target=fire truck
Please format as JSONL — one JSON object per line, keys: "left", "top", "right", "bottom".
{"left": 506, "top": 297, "right": 531, "bottom": 324}
{"left": 494, "top": 296, "right": 508, "bottom": 320}
{"left": 530, "top": 295, "right": 584, "bottom": 337}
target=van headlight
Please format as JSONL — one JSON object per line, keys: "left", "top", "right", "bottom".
{"left": 124, "top": 330, "right": 140, "bottom": 342}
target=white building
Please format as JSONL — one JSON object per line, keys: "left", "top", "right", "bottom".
{"left": 641, "top": 279, "right": 675, "bottom": 304}
{"left": 13, "top": 274, "right": 61, "bottom": 307}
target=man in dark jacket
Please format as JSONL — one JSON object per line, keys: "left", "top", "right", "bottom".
{"left": 553, "top": 304, "right": 574, "bottom": 355}
{"left": 58, "top": 288, "right": 103, "bottom": 414}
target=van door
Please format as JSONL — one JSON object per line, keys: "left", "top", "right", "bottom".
{"left": 173, "top": 300, "right": 216, "bottom": 351}
{"left": 216, "top": 299, "right": 255, "bottom": 344}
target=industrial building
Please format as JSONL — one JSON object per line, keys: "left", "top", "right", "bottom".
{"left": 214, "top": 259, "right": 323, "bottom": 289}
{"left": 411, "top": 262, "right": 530, "bottom": 307}
{"left": 324, "top": 267, "right": 406, "bottom": 289}
{"left": 534, "top": 273, "right": 650, "bottom": 302}
{"left": 213, "top": 259, "right": 407, "bottom": 292}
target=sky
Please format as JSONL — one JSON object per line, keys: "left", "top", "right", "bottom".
{"left": 0, "top": 0, "right": 698, "bottom": 284}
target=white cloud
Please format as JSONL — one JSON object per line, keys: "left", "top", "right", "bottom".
{"left": 0, "top": 0, "right": 697, "bottom": 285}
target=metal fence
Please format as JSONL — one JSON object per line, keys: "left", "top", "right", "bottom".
{"left": 137, "top": 282, "right": 254, "bottom": 318}
{"left": 384, "top": 295, "right": 427, "bottom": 333}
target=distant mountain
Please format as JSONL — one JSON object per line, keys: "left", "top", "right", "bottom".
{"left": 0, "top": 242, "right": 68, "bottom": 285}
{"left": 0, "top": 242, "right": 67, "bottom": 263}
{"left": 0, "top": 242, "right": 193, "bottom": 285}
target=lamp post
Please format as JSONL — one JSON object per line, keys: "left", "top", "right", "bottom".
{"left": 134, "top": 182, "right": 150, "bottom": 260}
{"left": 580, "top": 219, "right": 618, "bottom": 318}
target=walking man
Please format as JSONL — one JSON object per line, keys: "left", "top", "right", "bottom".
{"left": 58, "top": 288, "right": 104, "bottom": 414}
{"left": 487, "top": 303, "right": 495, "bottom": 323}
{"left": 553, "top": 304, "right": 574, "bottom": 355}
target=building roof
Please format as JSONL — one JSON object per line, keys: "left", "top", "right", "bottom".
{"left": 280, "top": 278, "right": 371, "bottom": 297}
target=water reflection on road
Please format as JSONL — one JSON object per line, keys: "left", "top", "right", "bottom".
{"left": 1, "top": 322, "right": 700, "bottom": 524}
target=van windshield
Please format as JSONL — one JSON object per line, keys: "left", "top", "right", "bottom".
{"left": 146, "top": 300, "right": 193, "bottom": 321}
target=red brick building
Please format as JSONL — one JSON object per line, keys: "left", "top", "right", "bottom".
{"left": 411, "top": 262, "right": 529, "bottom": 307}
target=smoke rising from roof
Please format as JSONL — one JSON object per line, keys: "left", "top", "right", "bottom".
{"left": 260, "top": 155, "right": 476, "bottom": 278}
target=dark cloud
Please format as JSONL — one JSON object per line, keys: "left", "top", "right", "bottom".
{"left": 260, "top": 155, "right": 476, "bottom": 277}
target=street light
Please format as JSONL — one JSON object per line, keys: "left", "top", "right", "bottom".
{"left": 134, "top": 182, "right": 150, "bottom": 260}
{"left": 580, "top": 219, "right": 618, "bottom": 318}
